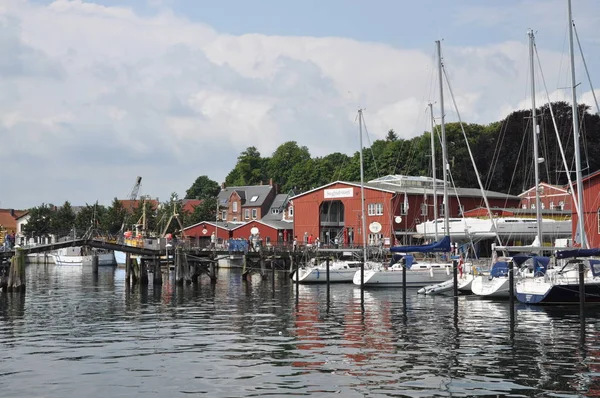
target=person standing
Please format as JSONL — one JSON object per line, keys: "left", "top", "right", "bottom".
{"left": 293, "top": 236, "right": 298, "bottom": 251}
{"left": 210, "top": 231, "right": 216, "bottom": 250}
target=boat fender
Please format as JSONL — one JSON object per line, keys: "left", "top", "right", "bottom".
{"left": 429, "top": 267, "right": 433, "bottom": 278}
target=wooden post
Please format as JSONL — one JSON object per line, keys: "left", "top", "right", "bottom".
{"left": 91, "top": 252, "right": 99, "bottom": 275}
{"left": 326, "top": 257, "right": 330, "bottom": 302}
{"left": 183, "top": 253, "right": 192, "bottom": 285}
{"left": 125, "top": 253, "right": 131, "bottom": 287}
{"left": 453, "top": 259, "right": 458, "bottom": 297}
{"left": 175, "top": 247, "right": 184, "bottom": 285}
{"left": 210, "top": 253, "right": 217, "bottom": 284}
{"left": 7, "top": 249, "right": 26, "bottom": 292}
{"left": 242, "top": 254, "right": 248, "bottom": 282}
{"left": 153, "top": 255, "right": 162, "bottom": 285}
{"left": 260, "top": 254, "right": 266, "bottom": 280}
{"left": 140, "top": 258, "right": 149, "bottom": 286}
{"left": 131, "top": 258, "right": 139, "bottom": 285}
{"left": 271, "top": 258, "right": 276, "bottom": 298}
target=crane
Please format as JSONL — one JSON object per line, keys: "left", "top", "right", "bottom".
{"left": 129, "top": 176, "right": 142, "bottom": 201}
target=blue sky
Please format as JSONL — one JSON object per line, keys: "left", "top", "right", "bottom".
{"left": 1, "top": 0, "right": 599, "bottom": 209}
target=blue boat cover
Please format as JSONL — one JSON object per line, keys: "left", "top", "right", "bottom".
{"left": 390, "top": 236, "right": 451, "bottom": 253}
{"left": 556, "top": 248, "right": 600, "bottom": 259}
{"left": 590, "top": 259, "right": 600, "bottom": 277}
{"left": 512, "top": 255, "right": 550, "bottom": 275}
{"left": 490, "top": 261, "right": 509, "bottom": 277}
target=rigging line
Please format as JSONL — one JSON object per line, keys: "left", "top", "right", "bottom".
{"left": 441, "top": 64, "right": 503, "bottom": 247}
{"left": 573, "top": 22, "right": 600, "bottom": 115}
{"left": 534, "top": 44, "right": 581, "bottom": 219}
{"left": 359, "top": 112, "right": 381, "bottom": 178}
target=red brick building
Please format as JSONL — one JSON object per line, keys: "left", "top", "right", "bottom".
{"left": 518, "top": 182, "right": 572, "bottom": 212}
{"left": 290, "top": 175, "right": 521, "bottom": 247}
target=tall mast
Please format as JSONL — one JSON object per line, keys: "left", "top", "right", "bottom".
{"left": 428, "top": 103, "right": 439, "bottom": 241}
{"left": 436, "top": 40, "right": 450, "bottom": 236}
{"left": 528, "top": 29, "right": 543, "bottom": 246}
{"left": 358, "top": 109, "right": 368, "bottom": 285}
{"left": 568, "top": 0, "right": 587, "bottom": 248}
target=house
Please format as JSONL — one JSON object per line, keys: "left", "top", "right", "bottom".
{"left": 181, "top": 199, "right": 202, "bottom": 214}
{"left": 183, "top": 221, "right": 234, "bottom": 246}
{"left": 571, "top": 170, "right": 600, "bottom": 248}
{"left": 217, "top": 180, "right": 277, "bottom": 223}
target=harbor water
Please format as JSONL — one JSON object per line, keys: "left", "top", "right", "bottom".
{"left": 1, "top": 264, "right": 600, "bottom": 397}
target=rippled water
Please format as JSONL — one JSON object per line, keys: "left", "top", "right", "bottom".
{"left": 1, "top": 264, "right": 600, "bottom": 397}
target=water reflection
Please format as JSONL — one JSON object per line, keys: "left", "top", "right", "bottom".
{"left": 1, "top": 265, "right": 600, "bottom": 396}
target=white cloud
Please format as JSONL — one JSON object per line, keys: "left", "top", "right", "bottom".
{"left": 0, "top": 0, "right": 597, "bottom": 209}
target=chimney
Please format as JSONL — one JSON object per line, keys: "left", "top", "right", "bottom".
{"left": 221, "top": 182, "right": 226, "bottom": 189}
{"left": 10, "top": 209, "right": 15, "bottom": 217}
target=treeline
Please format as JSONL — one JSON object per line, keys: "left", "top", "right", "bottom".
{"left": 23, "top": 101, "right": 600, "bottom": 237}
{"left": 220, "top": 101, "right": 600, "bottom": 196}
{"left": 23, "top": 194, "right": 218, "bottom": 238}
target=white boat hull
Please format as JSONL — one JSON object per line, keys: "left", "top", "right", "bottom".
{"left": 53, "top": 252, "right": 116, "bottom": 267}
{"left": 355, "top": 263, "right": 453, "bottom": 287}
{"left": 471, "top": 275, "right": 510, "bottom": 298}
{"left": 418, "top": 273, "right": 475, "bottom": 295}
{"left": 293, "top": 261, "right": 377, "bottom": 283}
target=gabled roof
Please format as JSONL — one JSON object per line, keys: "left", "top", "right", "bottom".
{"left": 261, "top": 194, "right": 290, "bottom": 221}
{"left": 119, "top": 199, "right": 159, "bottom": 212}
{"left": 290, "top": 180, "right": 396, "bottom": 200}
{"left": 183, "top": 220, "right": 237, "bottom": 231}
{"left": 0, "top": 210, "right": 18, "bottom": 231}
{"left": 518, "top": 182, "right": 569, "bottom": 197}
{"left": 218, "top": 185, "right": 274, "bottom": 207}
{"left": 229, "top": 219, "right": 293, "bottom": 231}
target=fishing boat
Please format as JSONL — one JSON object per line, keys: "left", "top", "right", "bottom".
{"left": 52, "top": 247, "right": 116, "bottom": 266}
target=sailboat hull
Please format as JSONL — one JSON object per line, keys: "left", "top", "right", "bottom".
{"left": 516, "top": 280, "right": 600, "bottom": 304}
{"left": 471, "top": 276, "right": 510, "bottom": 298}
{"left": 355, "top": 264, "right": 452, "bottom": 288}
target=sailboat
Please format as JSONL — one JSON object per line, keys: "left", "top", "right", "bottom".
{"left": 516, "top": 0, "right": 600, "bottom": 304}
{"left": 471, "top": 28, "right": 548, "bottom": 298}
{"left": 293, "top": 109, "right": 378, "bottom": 284}
{"left": 356, "top": 40, "right": 455, "bottom": 288}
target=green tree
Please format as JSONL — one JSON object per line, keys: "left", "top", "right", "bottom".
{"left": 185, "top": 175, "right": 220, "bottom": 199}
{"left": 225, "top": 146, "right": 267, "bottom": 186}
{"left": 22, "top": 204, "right": 54, "bottom": 237}
{"left": 74, "top": 202, "right": 106, "bottom": 233}
{"left": 268, "top": 141, "right": 311, "bottom": 191}
{"left": 188, "top": 197, "right": 218, "bottom": 225}
{"left": 386, "top": 129, "right": 398, "bottom": 141}
{"left": 102, "top": 198, "right": 128, "bottom": 235}
{"left": 52, "top": 201, "right": 76, "bottom": 237}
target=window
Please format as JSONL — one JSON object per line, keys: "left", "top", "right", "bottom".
{"left": 289, "top": 206, "right": 294, "bottom": 217}
{"left": 559, "top": 201, "right": 565, "bottom": 210}
{"left": 244, "top": 209, "right": 250, "bottom": 220}
{"left": 550, "top": 201, "right": 555, "bottom": 210}
{"left": 232, "top": 202, "right": 238, "bottom": 212}
{"left": 221, "top": 210, "right": 227, "bottom": 220}
{"left": 252, "top": 209, "right": 257, "bottom": 219}
{"left": 368, "top": 233, "right": 384, "bottom": 246}
{"left": 250, "top": 195, "right": 259, "bottom": 202}
{"left": 401, "top": 202, "right": 408, "bottom": 215}
{"left": 522, "top": 204, "right": 527, "bottom": 209}
{"left": 271, "top": 208, "right": 280, "bottom": 214}
{"left": 530, "top": 204, "right": 535, "bottom": 209}
{"left": 439, "top": 204, "right": 445, "bottom": 217}
{"left": 368, "top": 203, "right": 383, "bottom": 216}
{"left": 420, "top": 203, "right": 427, "bottom": 216}
{"left": 233, "top": 217, "right": 237, "bottom": 222}
{"left": 541, "top": 202, "right": 545, "bottom": 209}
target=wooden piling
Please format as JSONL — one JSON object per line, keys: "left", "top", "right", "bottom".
{"left": 452, "top": 259, "right": 458, "bottom": 297}
{"left": 260, "top": 254, "right": 266, "bottom": 280}
{"left": 210, "top": 254, "right": 217, "bottom": 284}
{"left": 7, "top": 249, "right": 26, "bottom": 292}
{"left": 271, "top": 258, "right": 276, "bottom": 298}
{"left": 140, "top": 258, "right": 149, "bottom": 286}
{"left": 91, "top": 253, "right": 99, "bottom": 274}
{"left": 326, "top": 257, "right": 330, "bottom": 303}
{"left": 242, "top": 254, "right": 248, "bottom": 282}
{"left": 175, "top": 247, "right": 184, "bottom": 285}
{"left": 153, "top": 255, "right": 162, "bottom": 285}
{"left": 125, "top": 253, "right": 132, "bottom": 287}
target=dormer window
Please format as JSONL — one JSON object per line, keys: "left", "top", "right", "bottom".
{"left": 250, "top": 195, "right": 259, "bottom": 203}
{"left": 271, "top": 208, "right": 280, "bottom": 214}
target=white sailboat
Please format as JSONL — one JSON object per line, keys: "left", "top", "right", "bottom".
{"left": 516, "top": 0, "right": 600, "bottom": 304}
{"left": 472, "top": 28, "right": 548, "bottom": 298}
{"left": 357, "top": 41, "right": 455, "bottom": 288}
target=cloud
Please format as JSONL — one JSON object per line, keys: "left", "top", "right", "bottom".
{"left": 0, "top": 0, "right": 597, "bottom": 209}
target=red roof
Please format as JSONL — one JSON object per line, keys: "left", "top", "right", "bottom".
{"left": 182, "top": 199, "right": 202, "bottom": 213}
{"left": 0, "top": 209, "right": 19, "bottom": 232}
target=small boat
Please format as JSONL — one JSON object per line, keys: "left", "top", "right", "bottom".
{"left": 516, "top": 249, "right": 600, "bottom": 304}
{"left": 52, "top": 247, "right": 116, "bottom": 266}
{"left": 471, "top": 255, "right": 549, "bottom": 298}
{"left": 418, "top": 257, "right": 477, "bottom": 295}
{"left": 292, "top": 259, "right": 379, "bottom": 283}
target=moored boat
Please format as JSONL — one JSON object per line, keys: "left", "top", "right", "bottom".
{"left": 52, "top": 247, "right": 116, "bottom": 266}
{"left": 293, "top": 259, "right": 380, "bottom": 283}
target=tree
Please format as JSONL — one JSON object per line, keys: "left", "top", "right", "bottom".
{"left": 102, "top": 198, "right": 128, "bottom": 235}
{"left": 225, "top": 147, "right": 267, "bottom": 186}
{"left": 52, "top": 201, "right": 76, "bottom": 237}
{"left": 185, "top": 175, "right": 220, "bottom": 199}
{"left": 188, "top": 197, "right": 218, "bottom": 225}
{"left": 23, "top": 204, "right": 54, "bottom": 237}
{"left": 386, "top": 129, "right": 398, "bottom": 141}
{"left": 267, "top": 141, "right": 311, "bottom": 191}
{"left": 74, "top": 202, "right": 106, "bottom": 233}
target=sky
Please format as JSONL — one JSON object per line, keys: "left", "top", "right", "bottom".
{"left": 1, "top": 0, "right": 599, "bottom": 209}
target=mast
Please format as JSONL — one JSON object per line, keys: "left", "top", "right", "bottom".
{"left": 568, "top": 0, "right": 587, "bottom": 248}
{"left": 528, "top": 29, "right": 543, "bottom": 246}
{"left": 358, "top": 109, "right": 368, "bottom": 286}
{"left": 428, "top": 103, "right": 439, "bottom": 241}
{"left": 436, "top": 40, "right": 450, "bottom": 237}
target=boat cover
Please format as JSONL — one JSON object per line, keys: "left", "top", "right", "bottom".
{"left": 556, "top": 248, "right": 600, "bottom": 259}
{"left": 490, "top": 261, "right": 509, "bottom": 278}
{"left": 390, "top": 236, "right": 451, "bottom": 254}
{"left": 512, "top": 255, "right": 550, "bottom": 275}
